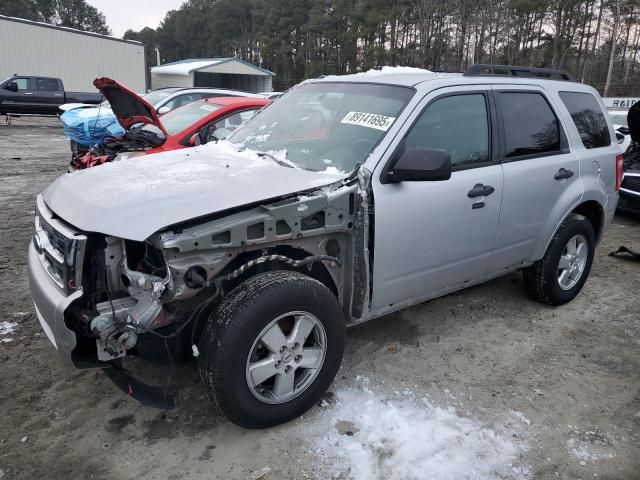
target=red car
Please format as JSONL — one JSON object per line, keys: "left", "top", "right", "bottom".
{"left": 71, "top": 78, "right": 268, "bottom": 169}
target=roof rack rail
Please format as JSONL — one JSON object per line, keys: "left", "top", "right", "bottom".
{"left": 464, "top": 64, "right": 576, "bottom": 82}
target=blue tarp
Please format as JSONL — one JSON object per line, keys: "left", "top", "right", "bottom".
{"left": 60, "top": 107, "right": 125, "bottom": 146}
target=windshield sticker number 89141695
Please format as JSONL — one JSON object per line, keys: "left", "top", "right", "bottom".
{"left": 340, "top": 111, "right": 396, "bottom": 131}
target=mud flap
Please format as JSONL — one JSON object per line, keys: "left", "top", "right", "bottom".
{"left": 103, "top": 362, "right": 176, "bottom": 409}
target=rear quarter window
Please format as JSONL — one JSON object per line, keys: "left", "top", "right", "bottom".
{"left": 558, "top": 91, "right": 611, "bottom": 149}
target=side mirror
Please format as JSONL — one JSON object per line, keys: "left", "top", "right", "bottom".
{"left": 189, "top": 133, "right": 201, "bottom": 146}
{"left": 198, "top": 125, "right": 213, "bottom": 145}
{"left": 616, "top": 132, "right": 625, "bottom": 144}
{"left": 157, "top": 106, "right": 171, "bottom": 115}
{"left": 387, "top": 147, "right": 452, "bottom": 182}
{"left": 4, "top": 82, "right": 18, "bottom": 92}
{"left": 617, "top": 126, "right": 629, "bottom": 135}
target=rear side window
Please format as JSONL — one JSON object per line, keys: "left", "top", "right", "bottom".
{"left": 558, "top": 91, "right": 611, "bottom": 149}
{"left": 498, "top": 92, "right": 562, "bottom": 159}
{"left": 36, "top": 78, "right": 59, "bottom": 91}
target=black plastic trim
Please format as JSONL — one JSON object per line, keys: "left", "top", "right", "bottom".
{"left": 464, "top": 64, "right": 576, "bottom": 82}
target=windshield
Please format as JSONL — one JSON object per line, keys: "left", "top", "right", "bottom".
{"left": 142, "top": 89, "right": 180, "bottom": 107}
{"left": 142, "top": 101, "right": 222, "bottom": 136}
{"left": 228, "top": 82, "right": 414, "bottom": 173}
{"left": 608, "top": 113, "right": 628, "bottom": 127}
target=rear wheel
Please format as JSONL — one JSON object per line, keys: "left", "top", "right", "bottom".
{"left": 523, "top": 213, "right": 595, "bottom": 306}
{"left": 198, "top": 270, "right": 345, "bottom": 428}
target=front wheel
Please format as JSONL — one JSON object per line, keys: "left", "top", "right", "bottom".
{"left": 523, "top": 213, "right": 596, "bottom": 306}
{"left": 199, "top": 270, "right": 345, "bottom": 428}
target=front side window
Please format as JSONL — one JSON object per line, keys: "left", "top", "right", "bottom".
{"left": 403, "top": 94, "right": 490, "bottom": 167}
{"left": 162, "top": 93, "right": 204, "bottom": 111}
{"left": 13, "top": 78, "right": 30, "bottom": 90}
{"left": 499, "top": 92, "right": 562, "bottom": 158}
{"left": 142, "top": 88, "right": 180, "bottom": 108}
{"left": 228, "top": 82, "right": 414, "bottom": 173}
{"left": 559, "top": 91, "right": 612, "bottom": 149}
{"left": 214, "top": 109, "right": 259, "bottom": 131}
{"left": 36, "top": 78, "right": 59, "bottom": 91}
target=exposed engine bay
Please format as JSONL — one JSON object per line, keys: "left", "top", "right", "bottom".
{"left": 70, "top": 127, "right": 164, "bottom": 169}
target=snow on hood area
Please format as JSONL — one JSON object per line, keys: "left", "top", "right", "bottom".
{"left": 44, "top": 141, "right": 346, "bottom": 241}
{"left": 302, "top": 382, "right": 529, "bottom": 480}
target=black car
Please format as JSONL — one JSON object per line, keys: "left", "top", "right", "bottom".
{"left": 620, "top": 102, "right": 640, "bottom": 213}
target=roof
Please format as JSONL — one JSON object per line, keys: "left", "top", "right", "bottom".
{"left": 151, "top": 58, "right": 274, "bottom": 76}
{"left": 0, "top": 15, "right": 143, "bottom": 46}
{"left": 311, "top": 66, "right": 596, "bottom": 93}
{"left": 204, "top": 97, "right": 270, "bottom": 107}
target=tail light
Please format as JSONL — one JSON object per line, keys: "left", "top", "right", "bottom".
{"left": 615, "top": 154, "right": 624, "bottom": 191}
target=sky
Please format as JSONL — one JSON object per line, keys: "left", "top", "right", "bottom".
{"left": 86, "top": 0, "right": 185, "bottom": 38}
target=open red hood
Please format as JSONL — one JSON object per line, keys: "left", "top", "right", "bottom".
{"left": 93, "top": 77, "right": 168, "bottom": 136}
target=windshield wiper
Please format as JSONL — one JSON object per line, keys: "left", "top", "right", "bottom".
{"left": 256, "top": 151, "right": 295, "bottom": 168}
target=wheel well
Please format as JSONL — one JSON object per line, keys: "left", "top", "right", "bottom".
{"left": 572, "top": 201, "right": 604, "bottom": 241}
{"left": 216, "top": 245, "right": 339, "bottom": 298}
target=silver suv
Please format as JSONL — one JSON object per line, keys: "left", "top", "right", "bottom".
{"left": 28, "top": 65, "right": 621, "bottom": 428}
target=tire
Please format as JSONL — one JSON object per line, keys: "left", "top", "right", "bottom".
{"left": 198, "top": 270, "right": 345, "bottom": 428}
{"left": 523, "top": 213, "right": 595, "bottom": 306}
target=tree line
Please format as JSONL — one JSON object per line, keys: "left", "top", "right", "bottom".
{"left": 1, "top": 0, "right": 111, "bottom": 35}
{"left": 123, "top": 0, "right": 640, "bottom": 96}
{"left": 3, "top": 0, "right": 640, "bottom": 96}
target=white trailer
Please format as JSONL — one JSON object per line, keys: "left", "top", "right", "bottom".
{"left": 0, "top": 15, "right": 146, "bottom": 93}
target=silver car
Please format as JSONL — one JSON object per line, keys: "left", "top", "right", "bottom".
{"left": 28, "top": 65, "right": 621, "bottom": 428}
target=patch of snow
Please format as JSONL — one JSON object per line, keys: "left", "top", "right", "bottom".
{"left": 250, "top": 466, "right": 271, "bottom": 479}
{"left": 0, "top": 321, "right": 17, "bottom": 343}
{"left": 320, "top": 166, "right": 346, "bottom": 176}
{"left": 567, "top": 438, "right": 614, "bottom": 464}
{"left": 511, "top": 411, "right": 532, "bottom": 426}
{"left": 307, "top": 387, "right": 528, "bottom": 480}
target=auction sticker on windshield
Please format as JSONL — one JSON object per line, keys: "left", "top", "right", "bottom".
{"left": 340, "top": 111, "right": 396, "bottom": 131}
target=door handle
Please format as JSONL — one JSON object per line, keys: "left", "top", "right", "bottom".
{"left": 554, "top": 168, "right": 574, "bottom": 180}
{"left": 467, "top": 183, "right": 495, "bottom": 198}
{"left": 24, "top": 92, "right": 34, "bottom": 95}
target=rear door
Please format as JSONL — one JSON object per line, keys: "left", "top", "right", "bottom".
{"left": 32, "top": 77, "right": 65, "bottom": 112}
{"left": 371, "top": 86, "right": 504, "bottom": 311}
{"left": 487, "top": 86, "right": 581, "bottom": 274}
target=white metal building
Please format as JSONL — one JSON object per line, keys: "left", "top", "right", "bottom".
{"left": 151, "top": 58, "right": 274, "bottom": 93}
{"left": 0, "top": 15, "right": 146, "bottom": 93}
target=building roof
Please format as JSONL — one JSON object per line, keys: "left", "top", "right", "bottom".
{"left": 0, "top": 14, "right": 143, "bottom": 46}
{"left": 151, "top": 58, "right": 275, "bottom": 76}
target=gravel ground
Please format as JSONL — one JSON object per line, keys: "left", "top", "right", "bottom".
{"left": 0, "top": 117, "right": 638, "bottom": 480}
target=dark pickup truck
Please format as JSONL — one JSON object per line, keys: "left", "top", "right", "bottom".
{"left": 0, "top": 75, "right": 102, "bottom": 115}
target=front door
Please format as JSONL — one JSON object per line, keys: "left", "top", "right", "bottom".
{"left": 371, "top": 87, "right": 504, "bottom": 312}
{"left": 1, "top": 77, "right": 35, "bottom": 113}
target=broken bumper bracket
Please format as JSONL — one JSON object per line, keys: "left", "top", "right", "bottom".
{"left": 103, "top": 362, "right": 176, "bottom": 410}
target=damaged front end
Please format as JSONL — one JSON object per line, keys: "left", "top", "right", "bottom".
{"left": 31, "top": 170, "right": 372, "bottom": 369}
{"left": 84, "top": 237, "right": 172, "bottom": 361}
